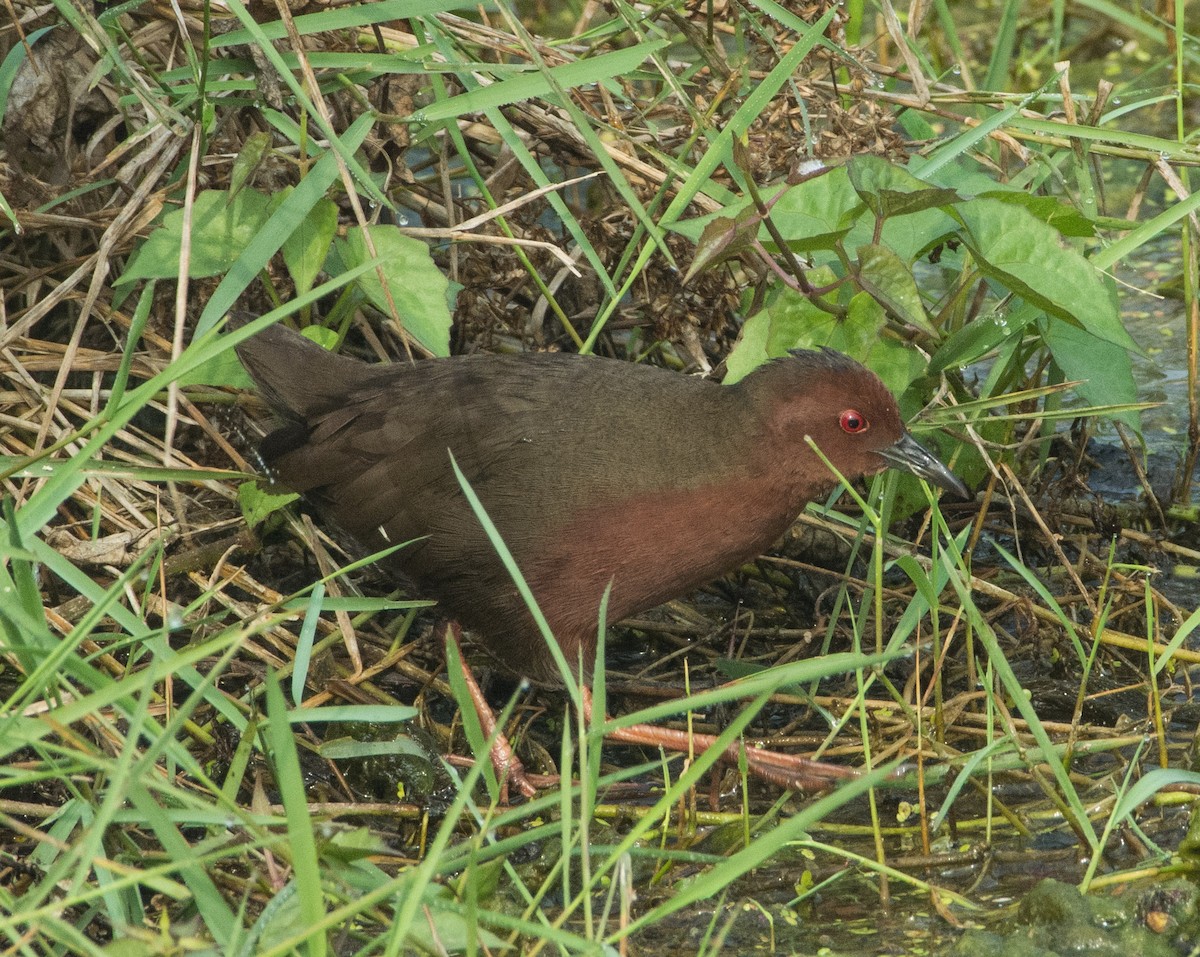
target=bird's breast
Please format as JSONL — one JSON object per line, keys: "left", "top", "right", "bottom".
{"left": 527, "top": 473, "right": 804, "bottom": 627}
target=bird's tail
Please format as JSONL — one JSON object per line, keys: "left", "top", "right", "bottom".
{"left": 227, "top": 312, "right": 372, "bottom": 420}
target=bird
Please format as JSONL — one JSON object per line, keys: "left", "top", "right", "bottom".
{"left": 231, "top": 315, "right": 967, "bottom": 792}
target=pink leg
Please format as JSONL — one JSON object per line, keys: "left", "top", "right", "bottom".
{"left": 581, "top": 688, "right": 858, "bottom": 792}
{"left": 445, "top": 624, "right": 537, "bottom": 801}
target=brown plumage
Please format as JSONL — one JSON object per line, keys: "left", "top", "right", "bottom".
{"left": 233, "top": 318, "right": 966, "bottom": 684}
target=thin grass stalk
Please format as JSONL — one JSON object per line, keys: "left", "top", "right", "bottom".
{"left": 865, "top": 486, "right": 889, "bottom": 902}
{"left": 1146, "top": 576, "right": 1169, "bottom": 770}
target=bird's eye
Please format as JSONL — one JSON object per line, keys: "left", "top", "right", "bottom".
{"left": 839, "top": 410, "right": 868, "bottom": 434}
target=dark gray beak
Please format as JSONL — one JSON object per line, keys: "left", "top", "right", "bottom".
{"left": 878, "top": 432, "right": 970, "bottom": 499}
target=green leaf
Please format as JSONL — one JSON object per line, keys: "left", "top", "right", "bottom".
{"left": 452, "top": 854, "right": 506, "bottom": 905}
{"left": 212, "top": 0, "right": 470, "bottom": 46}
{"left": 875, "top": 206, "right": 960, "bottom": 263}
{"left": 294, "top": 582, "right": 323, "bottom": 704}
{"left": 229, "top": 131, "right": 272, "bottom": 202}
{"left": 196, "top": 111, "right": 377, "bottom": 336}
{"left": 847, "top": 154, "right": 961, "bottom": 218}
{"left": 241, "top": 882, "right": 303, "bottom": 957}
{"left": 287, "top": 703, "right": 421, "bottom": 722}
{"left": 414, "top": 39, "right": 670, "bottom": 120}
{"left": 177, "top": 339, "right": 252, "bottom": 387}
{"left": 922, "top": 155, "right": 1021, "bottom": 197}
{"left": 684, "top": 205, "right": 762, "bottom": 283}
{"left": 725, "top": 281, "right": 924, "bottom": 400}
{"left": 763, "top": 169, "right": 862, "bottom": 253}
{"left": 238, "top": 480, "right": 298, "bottom": 528}
{"left": 977, "top": 190, "right": 1097, "bottom": 237}
{"left": 264, "top": 671, "right": 326, "bottom": 957}
{"left": 1040, "top": 317, "right": 1142, "bottom": 434}
{"left": 928, "top": 304, "right": 1040, "bottom": 373}
{"left": 319, "top": 826, "right": 392, "bottom": 864}
{"left": 300, "top": 323, "right": 339, "bottom": 350}
{"left": 955, "top": 198, "right": 1137, "bottom": 353}
{"left": 724, "top": 266, "right": 839, "bottom": 384}
{"left": 319, "top": 736, "right": 428, "bottom": 760}
{"left": 0, "top": 26, "right": 54, "bottom": 131}
{"left": 400, "top": 884, "right": 509, "bottom": 953}
{"left": 856, "top": 243, "right": 937, "bottom": 334}
{"left": 278, "top": 192, "right": 338, "bottom": 296}
{"left": 116, "top": 188, "right": 272, "bottom": 284}
{"left": 327, "top": 226, "right": 452, "bottom": 356}
{"left": 843, "top": 294, "right": 927, "bottom": 399}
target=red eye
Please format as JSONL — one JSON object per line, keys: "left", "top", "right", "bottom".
{"left": 840, "top": 410, "right": 868, "bottom": 434}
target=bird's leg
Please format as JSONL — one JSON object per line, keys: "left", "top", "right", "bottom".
{"left": 580, "top": 687, "right": 859, "bottom": 793}
{"left": 443, "top": 630, "right": 856, "bottom": 796}
{"left": 444, "top": 623, "right": 538, "bottom": 801}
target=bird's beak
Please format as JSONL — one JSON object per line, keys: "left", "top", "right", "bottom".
{"left": 878, "top": 432, "right": 970, "bottom": 499}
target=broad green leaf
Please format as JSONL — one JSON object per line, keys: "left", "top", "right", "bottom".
{"left": 238, "top": 480, "right": 298, "bottom": 528}
{"left": 278, "top": 193, "right": 338, "bottom": 296}
{"left": 300, "top": 323, "right": 339, "bottom": 350}
{"left": 402, "top": 884, "right": 509, "bottom": 952}
{"left": 762, "top": 168, "right": 862, "bottom": 252}
{"left": 842, "top": 294, "right": 927, "bottom": 399}
{"left": 922, "top": 156, "right": 1019, "bottom": 197}
{"left": 725, "top": 281, "right": 924, "bottom": 400}
{"left": 318, "top": 826, "right": 392, "bottom": 865}
{"left": 667, "top": 202, "right": 750, "bottom": 243}
{"left": 196, "top": 110, "right": 377, "bottom": 336}
{"left": 684, "top": 205, "right": 762, "bottom": 282}
{"left": 977, "top": 190, "right": 1097, "bottom": 237}
{"left": 240, "top": 879, "right": 303, "bottom": 957}
{"left": 178, "top": 340, "right": 250, "bottom": 387}
{"left": 724, "top": 266, "right": 839, "bottom": 384}
{"left": 876, "top": 206, "right": 960, "bottom": 263}
{"left": 117, "top": 188, "right": 272, "bottom": 284}
{"left": 327, "top": 226, "right": 452, "bottom": 356}
{"left": 955, "top": 198, "right": 1136, "bottom": 352}
{"left": 856, "top": 243, "right": 937, "bottom": 334}
{"left": 929, "top": 305, "right": 1040, "bottom": 373}
{"left": 847, "top": 154, "right": 961, "bottom": 218}
{"left": 1040, "top": 317, "right": 1142, "bottom": 434}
